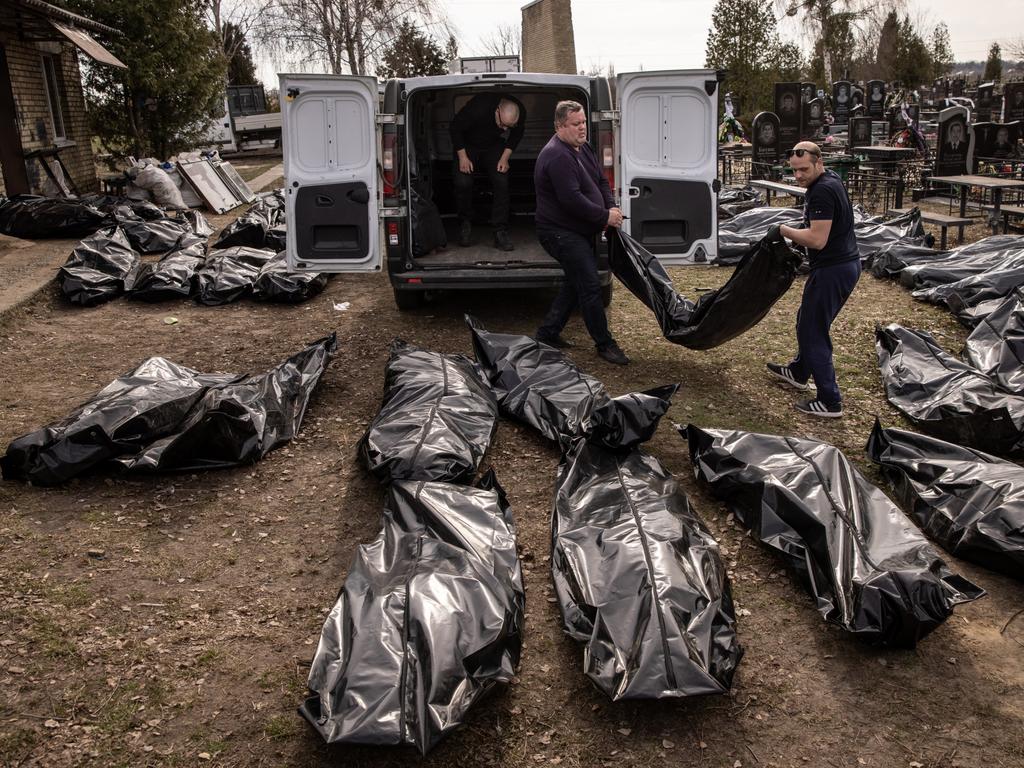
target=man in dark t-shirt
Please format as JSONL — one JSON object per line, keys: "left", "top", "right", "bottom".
{"left": 765, "top": 141, "right": 860, "bottom": 418}
{"left": 449, "top": 93, "right": 526, "bottom": 251}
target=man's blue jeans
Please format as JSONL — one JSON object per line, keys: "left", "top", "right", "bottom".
{"left": 789, "top": 259, "right": 861, "bottom": 407}
{"left": 536, "top": 227, "right": 612, "bottom": 347}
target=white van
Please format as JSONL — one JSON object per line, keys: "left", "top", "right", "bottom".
{"left": 281, "top": 69, "right": 721, "bottom": 309}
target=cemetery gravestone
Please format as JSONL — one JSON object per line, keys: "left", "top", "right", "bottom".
{"left": 977, "top": 83, "right": 995, "bottom": 122}
{"left": 1004, "top": 83, "right": 1024, "bottom": 122}
{"left": 804, "top": 98, "right": 824, "bottom": 138}
{"left": 867, "top": 80, "right": 885, "bottom": 119}
{"left": 850, "top": 117, "right": 873, "bottom": 150}
{"left": 751, "top": 111, "right": 782, "bottom": 180}
{"left": 775, "top": 82, "right": 802, "bottom": 151}
{"left": 935, "top": 106, "right": 972, "bottom": 176}
{"left": 833, "top": 80, "right": 852, "bottom": 126}
{"left": 972, "top": 122, "right": 1021, "bottom": 164}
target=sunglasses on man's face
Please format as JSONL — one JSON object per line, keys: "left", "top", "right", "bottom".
{"left": 785, "top": 148, "right": 821, "bottom": 160}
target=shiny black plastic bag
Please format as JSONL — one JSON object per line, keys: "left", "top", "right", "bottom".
{"left": 79, "top": 193, "right": 164, "bottom": 221}
{"left": 121, "top": 334, "right": 336, "bottom": 472}
{"left": 0, "top": 195, "right": 111, "bottom": 239}
{"left": 855, "top": 208, "right": 926, "bottom": 261}
{"left": 553, "top": 440, "right": 741, "bottom": 699}
{"left": 609, "top": 228, "right": 801, "bottom": 350}
{"left": 411, "top": 186, "right": 447, "bottom": 257}
{"left": 120, "top": 216, "right": 196, "bottom": 254}
{"left": 912, "top": 260, "right": 1024, "bottom": 323}
{"left": 867, "top": 420, "right": 1024, "bottom": 580}
{"left": 875, "top": 323, "right": 1024, "bottom": 454}
{"left": 359, "top": 340, "right": 498, "bottom": 483}
{"left": 176, "top": 209, "right": 214, "bottom": 238}
{"left": 57, "top": 226, "right": 141, "bottom": 306}
{"left": 868, "top": 240, "right": 948, "bottom": 279}
{"left": 128, "top": 243, "right": 206, "bottom": 302}
{"left": 718, "top": 186, "right": 763, "bottom": 219}
{"left": 963, "top": 289, "right": 1024, "bottom": 393}
{"left": 899, "top": 235, "right": 1024, "bottom": 290}
{"left": 194, "top": 247, "right": 275, "bottom": 305}
{"left": 715, "top": 207, "right": 802, "bottom": 264}
{"left": 1, "top": 335, "right": 335, "bottom": 483}
{"left": 467, "top": 316, "right": 677, "bottom": 452}
{"left": 252, "top": 254, "right": 328, "bottom": 303}
{"left": 213, "top": 190, "right": 286, "bottom": 249}
{"left": 301, "top": 472, "right": 523, "bottom": 754}
{"left": 683, "top": 424, "right": 984, "bottom": 647}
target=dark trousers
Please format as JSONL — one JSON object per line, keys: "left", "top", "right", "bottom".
{"left": 536, "top": 228, "right": 612, "bottom": 347}
{"left": 453, "top": 146, "right": 510, "bottom": 229}
{"left": 789, "top": 259, "right": 861, "bottom": 407}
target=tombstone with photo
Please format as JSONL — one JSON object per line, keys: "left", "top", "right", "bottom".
{"left": 775, "top": 82, "right": 802, "bottom": 150}
{"left": 849, "top": 117, "right": 873, "bottom": 150}
{"left": 833, "top": 80, "right": 852, "bottom": 125}
{"left": 867, "top": 80, "right": 886, "bottom": 118}
{"left": 804, "top": 97, "right": 824, "bottom": 138}
{"left": 977, "top": 83, "right": 995, "bottom": 122}
{"left": 972, "top": 122, "right": 1021, "bottom": 164}
{"left": 849, "top": 103, "right": 865, "bottom": 120}
{"left": 801, "top": 82, "right": 816, "bottom": 105}
{"left": 751, "top": 111, "right": 782, "bottom": 180}
{"left": 935, "top": 106, "right": 972, "bottom": 176}
{"left": 1004, "top": 83, "right": 1024, "bottom": 122}
{"left": 952, "top": 78, "right": 965, "bottom": 97}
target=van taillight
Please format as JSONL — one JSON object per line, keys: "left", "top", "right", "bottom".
{"left": 382, "top": 133, "right": 396, "bottom": 197}
{"left": 599, "top": 128, "right": 615, "bottom": 195}
{"left": 387, "top": 220, "right": 399, "bottom": 247}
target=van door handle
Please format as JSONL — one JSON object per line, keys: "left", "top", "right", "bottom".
{"left": 315, "top": 195, "right": 333, "bottom": 206}
{"left": 627, "top": 186, "right": 640, "bottom": 198}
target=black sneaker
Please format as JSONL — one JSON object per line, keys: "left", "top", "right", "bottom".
{"left": 795, "top": 399, "right": 843, "bottom": 418}
{"left": 494, "top": 229, "right": 514, "bottom": 251}
{"left": 535, "top": 333, "right": 575, "bottom": 349}
{"left": 597, "top": 341, "right": 629, "bottom": 366}
{"left": 766, "top": 362, "right": 810, "bottom": 391}
{"left": 458, "top": 220, "right": 472, "bottom": 247}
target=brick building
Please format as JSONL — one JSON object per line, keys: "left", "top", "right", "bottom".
{"left": 521, "top": 0, "right": 577, "bottom": 75}
{"left": 0, "top": 0, "right": 125, "bottom": 197}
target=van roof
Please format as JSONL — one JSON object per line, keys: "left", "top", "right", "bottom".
{"left": 394, "top": 72, "right": 596, "bottom": 93}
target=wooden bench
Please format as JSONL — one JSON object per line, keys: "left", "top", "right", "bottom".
{"left": 888, "top": 207, "right": 972, "bottom": 249}
{"left": 748, "top": 179, "right": 806, "bottom": 206}
{"left": 982, "top": 204, "right": 1024, "bottom": 233}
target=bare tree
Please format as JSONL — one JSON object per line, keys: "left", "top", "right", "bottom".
{"left": 479, "top": 23, "right": 520, "bottom": 57}
{"left": 261, "top": 0, "right": 450, "bottom": 76}
{"left": 777, "top": 0, "right": 887, "bottom": 83}
{"left": 206, "top": 0, "right": 273, "bottom": 65}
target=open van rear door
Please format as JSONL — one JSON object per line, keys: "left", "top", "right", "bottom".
{"left": 281, "top": 74, "right": 380, "bottom": 272}
{"left": 616, "top": 70, "right": 719, "bottom": 264}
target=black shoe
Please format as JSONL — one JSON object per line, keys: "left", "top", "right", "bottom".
{"left": 494, "top": 229, "right": 514, "bottom": 251}
{"left": 536, "top": 333, "right": 575, "bottom": 349}
{"left": 766, "top": 362, "right": 810, "bottom": 391}
{"left": 596, "top": 341, "right": 629, "bottom": 365}
{"left": 795, "top": 398, "right": 843, "bottom": 418}
{"left": 459, "top": 220, "right": 472, "bottom": 247}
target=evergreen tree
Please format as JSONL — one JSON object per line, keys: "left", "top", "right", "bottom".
{"left": 377, "top": 19, "right": 449, "bottom": 79}
{"left": 67, "top": 0, "right": 226, "bottom": 157}
{"left": 223, "top": 21, "right": 258, "bottom": 85}
{"left": 875, "top": 11, "right": 899, "bottom": 76}
{"left": 930, "top": 23, "right": 954, "bottom": 80}
{"left": 705, "top": 0, "right": 798, "bottom": 117}
{"left": 892, "top": 17, "right": 931, "bottom": 87}
{"left": 984, "top": 43, "right": 1003, "bottom": 82}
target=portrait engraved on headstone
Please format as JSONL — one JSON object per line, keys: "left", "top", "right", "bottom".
{"left": 833, "top": 80, "right": 852, "bottom": 126}
{"left": 977, "top": 83, "right": 995, "bottom": 122}
{"left": 803, "top": 97, "right": 824, "bottom": 138}
{"left": 775, "top": 82, "right": 802, "bottom": 151}
{"left": 850, "top": 116, "right": 873, "bottom": 149}
{"left": 867, "top": 80, "right": 886, "bottom": 119}
{"left": 1004, "top": 83, "right": 1024, "bottom": 123}
{"left": 751, "top": 111, "right": 782, "bottom": 180}
{"left": 935, "top": 106, "right": 972, "bottom": 176}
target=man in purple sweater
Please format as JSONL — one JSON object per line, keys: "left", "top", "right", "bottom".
{"left": 533, "top": 100, "right": 628, "bottom": 365}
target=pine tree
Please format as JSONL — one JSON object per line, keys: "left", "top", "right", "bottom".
{"left": 705, "top": 0, "right": 797, "bottom": 117}
{"left": 223, "top": 22, "right": 258, "bottom": 85}
{"left": 876, "top": 11, "right": 899, "bottom": 76}
{"left": 377, "top": 19, "right": 449, "bottom": 79}
{"left": 930, "top": 23, "right": 954, "bottom": 80}
{"left": 984, "top": 43, "right": 1003, "bottom": 82}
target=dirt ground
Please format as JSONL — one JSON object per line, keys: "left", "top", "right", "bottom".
{"left": 1, "top": 212, "right": 1023, "bottom": 768}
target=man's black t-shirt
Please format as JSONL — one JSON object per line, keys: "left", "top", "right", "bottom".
{"left": 449, "top": 93, "right": 526, "bottom": 154}
{"left": 803, "top": 169, "right": 859, "bottom": 268}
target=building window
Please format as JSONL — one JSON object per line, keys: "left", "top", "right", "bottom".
{"left": 41, "top": 54, "right": 66, "bottom": 140}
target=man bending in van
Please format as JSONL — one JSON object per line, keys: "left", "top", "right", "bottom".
{"left": 450, "top": 94, "right": 526, "bottom": 251}
{"left": 533, "top": 100, "right": 629, "bottom": 366}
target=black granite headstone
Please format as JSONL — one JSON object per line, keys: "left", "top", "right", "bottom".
{"left": 972, "top": 122, "right": 1021, "bottom": 164}
{"left": 935, "top": 106, "right": 972, "bottom": 176}
{"left": 867, "top": 80, "right": 886, "bottom": 119}
{"left": 775, "top": 82, "right": 802, "bottom": 150}
{"left": 977, "top": 83, "right": 995, "bottom": 122}
{"left": 850, "top": 117, "right": 873, "bottom": 150}
{"left": 804, "top": 98, "right": 824, "bottom": 138}
{"left": 1004, "top": 83, "right": 1024, "bottom": 122}
{"left": 952, "top": 79, "right": 965, "bottom": 97}
{"left": 833, "top": 80, "right": 852, "bottom": 126}
{"left": 751, "top": 111, "right": 782, "bottom": 180}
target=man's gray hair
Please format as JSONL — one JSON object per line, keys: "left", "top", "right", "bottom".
{"left": 554, "top": 100, "right": 585, "bottom": 128}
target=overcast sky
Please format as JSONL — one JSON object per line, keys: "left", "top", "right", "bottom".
{"left": 261, "top": 0, "right": 1023, "bottom": 82}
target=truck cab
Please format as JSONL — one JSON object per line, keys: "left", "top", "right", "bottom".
{"left": 281, "top": 69, "right": 721, "bottom": 310}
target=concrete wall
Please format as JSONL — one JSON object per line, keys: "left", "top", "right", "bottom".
{"left": 0, "top": 37, "right": 97, "bottom": 197}
{"left": 521, "top": 0, "right": 577, "bottom": 75}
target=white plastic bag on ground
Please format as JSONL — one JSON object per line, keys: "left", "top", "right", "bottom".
{"left": 134, "top": 165, "right": 186, "bottom": 209}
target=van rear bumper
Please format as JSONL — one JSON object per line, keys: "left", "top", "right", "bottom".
{"left": 390, "top": 268, "right": 611, "bottom": 291}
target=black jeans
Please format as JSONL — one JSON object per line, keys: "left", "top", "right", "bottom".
{"left": 536, "top": 228, "right": 612, "bottom": 347}
{"left": 453, "top": 145, "right": 510, "bottom": 229}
